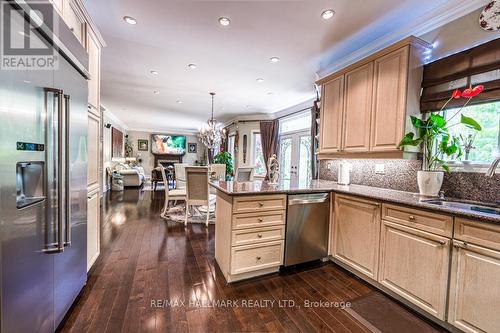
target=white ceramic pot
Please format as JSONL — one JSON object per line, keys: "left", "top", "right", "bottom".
{"left": 417, "top": 170, "right": 444, "bottom": 197}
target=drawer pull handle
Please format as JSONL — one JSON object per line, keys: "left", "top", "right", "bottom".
{"left": 256, "top": 256, "right": 262, "bottom": 261}
{"left": 258, "top": 218, "right": 263, "bottom": 222}
{"left": 408, "top": 215, "right": 416, "bottom": 221}
{"left": 258, "top": 202, "right": 264, "bottom": 207}
{"left": 438, "top": 240, "right": 446, "bottom": 246}
{"left": 257, "top": 234, "right": 263, "bottom": 238}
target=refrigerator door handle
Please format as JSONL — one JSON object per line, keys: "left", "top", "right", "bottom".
{"left": 43, "top": 87, "right": 65, "bottom": 254}
{"left": 64, "top": 94, "right": 71, "bottom": 246}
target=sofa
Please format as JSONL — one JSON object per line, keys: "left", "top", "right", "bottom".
{"left": 115, "top": 164, "right": 145, "bottom": 187}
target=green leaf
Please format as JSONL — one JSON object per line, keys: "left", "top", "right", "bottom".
{"left": 410, "top": 116, "right": 422, "bottom": 128}
{"left": 460, "top": 115, "right": 482, "bottom": 131}
{"left": 430, "top": 114, "right": 446, "bottom": 128}
{"left": 398, "top": 132, "right": 423, "bottom": 148}
{"left": 441, "top": 164, "right": 450, "bottom": 173}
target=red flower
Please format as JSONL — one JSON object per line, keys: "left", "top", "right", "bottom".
{"left": 452, "top": 89, "right": 461, "bottom": 99}
{"left": 462, "top": 85, "right": 484, "bottom": 98}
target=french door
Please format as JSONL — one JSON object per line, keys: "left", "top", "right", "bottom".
{"left": 279, "top": 130, "right": 312, "bottom": 184}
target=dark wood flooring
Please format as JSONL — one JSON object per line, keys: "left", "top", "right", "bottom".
{"left": 60, "top": 189, "right": 447, "bottom": 333}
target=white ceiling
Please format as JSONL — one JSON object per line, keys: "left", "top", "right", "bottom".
{"left": 83, "top": 0, "right": 479, "bottom": 133}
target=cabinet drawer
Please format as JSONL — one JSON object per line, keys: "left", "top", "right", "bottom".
{"left": 455, "top": 218, "right": 500, "bottom": 252}
{"left": 230, "top": 241, "right": 284, "bottom": 275}
{"left": 233, "top": 195, "right": 286, "bottom": 214}
{"left": 382, "top": 203, "right": 453, "bottom": 237}
{"left": 231, "top": 226, "right": 285, "bottom": 247}
{"left": 232, "top": 210, "right": 285, "bottom": 230}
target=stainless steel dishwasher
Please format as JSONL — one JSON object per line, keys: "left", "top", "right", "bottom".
{"left": 285, "top": 193, "right": 330, "bottom": 266}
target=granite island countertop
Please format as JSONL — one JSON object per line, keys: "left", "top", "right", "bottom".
{"left": 210, "top": 179, "right": 500, "bottom": 224}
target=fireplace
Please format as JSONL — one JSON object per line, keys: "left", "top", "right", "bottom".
{"left": 151, "top": 154, "right": 184, "bottom": 190}
{"left": 153, "top": 154, "right": 183, "bottom": 168}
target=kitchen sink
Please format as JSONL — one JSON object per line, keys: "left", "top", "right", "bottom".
{"left": 422, "top": 199, "right": 500, "bottom": 216}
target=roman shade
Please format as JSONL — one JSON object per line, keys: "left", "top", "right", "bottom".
{"left": 420, "top": 37, "right": 500, "bottom": 112}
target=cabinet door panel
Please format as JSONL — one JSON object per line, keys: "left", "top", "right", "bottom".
{"left": 333, "top": 195, "right": 380, "bottom": 279}
{"left": 379, "top": 221, "right": 450, "bottom": 320}
{"left": 448, "top": 242, "right": 500, "bottom": 333}
{"left": 87, "top": 190, "right": 100, "bottom": 271}
{"left": 87, "top": 30, "right": 100, "bottom": 110}
{"left": 343, "top": 62, "right": 373, "bottom": 152}
{"left": 63, "top": 0, "right": 84, "bottom": 43}
{"left": 320, "top": 76, "right": 344, "bottom": 153}
{"left": 371, "top": 47, "right": 409, "bottom": 151}
{"left": 87, "top": 111, "right": 100, "bottom": 191}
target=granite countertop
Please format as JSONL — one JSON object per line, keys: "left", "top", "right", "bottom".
{"left": 210, "top": 179, "right": 500, "bottom": 224}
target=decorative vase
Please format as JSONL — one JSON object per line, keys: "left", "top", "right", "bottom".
{"left": 417, "top": 170, "right": 444, "bottom": 197}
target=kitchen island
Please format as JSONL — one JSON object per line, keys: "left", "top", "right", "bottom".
{"left": 211, "top": 179, "right": 500, "bottom": 332}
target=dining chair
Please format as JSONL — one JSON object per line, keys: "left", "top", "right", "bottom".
{"left": 174, "top": 163, "right": 188, "bottom": 189}
{"left": 185, "top": 166, "right": 216, "bottom": 227}
{"left": 209, "top": 163, "right": 226, "bottom": 181}
{"left": 158, "top": 166, "right": 186, "bottom": 219}
{"left": 235, "top": 167, "right": 255, "bottom": 182}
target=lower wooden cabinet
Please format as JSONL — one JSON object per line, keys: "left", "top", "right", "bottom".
{"left": 333, "top": 195, "right": 381, "bottom": 279}
{"left": 378, "top": 220, "right": 450, "bottom": 320}
{"left": 447, "top": 240, "right": 500, "bottom": 333}
{"left": 87, "top": 189, "right": 100, "bottom": 271}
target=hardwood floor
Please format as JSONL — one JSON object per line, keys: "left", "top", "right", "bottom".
{"left": 60, "top": 189, "right": 447, "bottom": 333}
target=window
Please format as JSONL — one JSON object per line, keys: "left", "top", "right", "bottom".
{"left": 279, "top": 111, "right": 311, "bottom": 135}
{"left": 444, "top": 101, "right": 500, "bottom": 163}
{"left": 252, "top": 132, "right": 266, "bottom": 176}
{"left": 228, "top": 135, "right": 235, "bottom": 169}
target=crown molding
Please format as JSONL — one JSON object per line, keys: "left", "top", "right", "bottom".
{"left": 101, "top": 106, "right": 129, "bottom": 131}
{"left": 127, "top": 128, "right": 199, "bottom": 135}
{"left": 316, "top": 0, "right": 487, "bottom": 80}
{"left": 73, "top": 0, "right": 106, "bottom": 47}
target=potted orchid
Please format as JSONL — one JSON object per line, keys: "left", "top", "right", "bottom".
{"left": 398, "top": 85, "right": 483, "bottom": 196}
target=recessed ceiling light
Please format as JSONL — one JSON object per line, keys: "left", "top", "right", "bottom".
{"left": 321, "top": 10, "right": 335, "bottom": 20}
{"left": 270, "top": 57, "right": 280, "bottom": 63}
{"left": 187, "top": 63, "right": 197, "bottom": 69}
{"left": 256, "top": 78, "right": 264, "bottom": 83}
{"left": 123, "top": 16, "right": 137, "bottom": 25}
{"left": 267, "top": 92, "right": 274, "bottom": 95}
{"left": 176, "top": 100, "right": 183, "bottom": 104}
{"left": 153, "top": 90, "right": 160, "bottom": 94}
{"left": 218, "top": 17, "right": 231, "bottom": 26}
{"left": 150, "top": 70, "right": 159, "bottom": 75}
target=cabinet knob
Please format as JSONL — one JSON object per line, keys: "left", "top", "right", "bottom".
{"left": 438, "top": 240, "right": 446, "bottom": 246}
{"left": 258, "top": 218, "right": 263, "bottom": 222}
{"left": 256, "top": 256, "right": 262, "bottom": 261}
{"left": 259, "top": 202, "right": 264, "bottom": 207}
{"left": 257, "top": 234, "right": 263, "bottom": 238}
{"left": 408, "top": 215, "right": 416, "bottom": 221}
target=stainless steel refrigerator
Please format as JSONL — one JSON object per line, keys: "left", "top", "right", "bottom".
{"left": 0, "top": 1, "right": 89, "bottom": 332}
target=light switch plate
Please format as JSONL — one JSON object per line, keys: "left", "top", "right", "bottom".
{"left": 375, "top": 163, "right": 385, "bottom": 174}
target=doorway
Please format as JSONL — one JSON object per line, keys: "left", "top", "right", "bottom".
{"left": 279, "top": 111, "right": 312, "bottom": 184}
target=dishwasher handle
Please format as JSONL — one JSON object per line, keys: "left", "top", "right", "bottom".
{"left": 288, "top": 193, "right": 329, "bottom": 205}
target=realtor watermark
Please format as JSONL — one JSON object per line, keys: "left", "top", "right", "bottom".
{"left": 1, "top": 1, "right": 58, "bottom": 70}
{"left": 151, "top": 299, "right": 351, "bottom": 309}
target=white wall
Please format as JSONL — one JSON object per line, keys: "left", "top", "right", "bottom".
{"left": 127, "top": 130, "right": 204, "bottom": 177}
{"left": 419, "top": 8, "right": 500, "bottom": 62}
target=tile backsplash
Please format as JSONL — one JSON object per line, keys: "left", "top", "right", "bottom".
{"left": 319, "top": 159, "right": 500, "bottom": 204}
{"left": 319, "top": 159, "right": 422, "bottom": 192}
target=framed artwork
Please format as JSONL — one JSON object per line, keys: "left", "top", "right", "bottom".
{"left": 111, "top": 127, "right": 123, "bottom": 157}
{"left": 138, "top": 139, "right": 148, "bottom": 151}
{"left": 188, "top": 142, "right": 197, "bottom": 153}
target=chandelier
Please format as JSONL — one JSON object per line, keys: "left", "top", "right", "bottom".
{"left": 198, "top": 92, "right": 226, "bottom": 149}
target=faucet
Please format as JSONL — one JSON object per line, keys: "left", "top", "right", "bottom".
{"left": 485, "top": 156, "right": 500, "bottom": 177}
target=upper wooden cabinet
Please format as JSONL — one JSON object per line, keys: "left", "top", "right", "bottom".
{"left": 87, "top": 29, "right": 101, "bottom": 111}
{"left": 317, "top": 36, "right": 430, "bottom": 159}
{"left": 319, "top": 76, "right": 344, "bottom": 153}
{"left": 371, "top": 47, "right": 409, "bottom": 151}
{"left": 343, "top": 62, "right": 374, "bottom": 152}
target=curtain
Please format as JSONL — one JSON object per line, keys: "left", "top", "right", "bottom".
{"left": 259, "top": 120, "right": 279, "bottom": 180}
{"left": 421, "top": 37, "right": 500, "bottom": 112}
